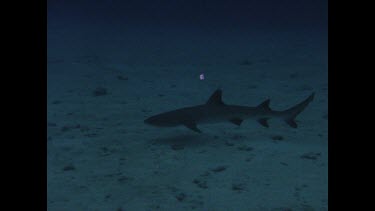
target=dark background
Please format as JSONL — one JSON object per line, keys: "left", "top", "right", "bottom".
{"left": 48, "top": 0, "right": 327, "bottom": 30}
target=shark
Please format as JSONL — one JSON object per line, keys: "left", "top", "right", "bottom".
{"left": 144, "top": 89, "right": 314, "bottom": 133}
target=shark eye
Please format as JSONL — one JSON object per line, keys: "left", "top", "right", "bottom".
{"left": 199, "top": 73, "right": 205, "bottom": 80}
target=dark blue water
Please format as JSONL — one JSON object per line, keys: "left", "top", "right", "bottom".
{"left": 48, "top": 0, "right": 327, "bottom": 28}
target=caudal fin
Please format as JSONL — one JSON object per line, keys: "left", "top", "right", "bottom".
{"left": 282, "top": 93, "right": 315, "bottom": 128}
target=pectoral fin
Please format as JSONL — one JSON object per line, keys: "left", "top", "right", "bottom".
{"left": 285, "top": 119, "right": 297, "bottom": 128}
{"left": 184, "top": 122, "right": 202, "bottom": 133}
{"left": 257, "top": 118, "right": 269, "bottom": 128}
{"left": 229, "top": 118, "right": 243, "bottom": 126}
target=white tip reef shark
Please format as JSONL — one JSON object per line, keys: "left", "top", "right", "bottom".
{"left": 144, "top": 89, "right": 314, "bottom": 133}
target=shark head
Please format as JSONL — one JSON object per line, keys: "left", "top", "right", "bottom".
{"left": 144, "top": 116, "right": 160, "bottom": 126}
{"left": 144, "top": 113, "right": 179, "bottom": 127}
{"left": 143, "top": 89, "right": 224, "bottom": 129}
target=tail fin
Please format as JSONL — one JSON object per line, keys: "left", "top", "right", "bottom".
{"left": 282, "top": 92, "right": 315, "bottom": 128}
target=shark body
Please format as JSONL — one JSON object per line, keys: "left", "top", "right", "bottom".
{"left": 144, "top": 89, "right": 314, "bottom": 133}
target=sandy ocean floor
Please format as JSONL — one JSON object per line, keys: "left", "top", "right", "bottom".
{"left": 47, "top": 24, "right": 328, "bottom": 211}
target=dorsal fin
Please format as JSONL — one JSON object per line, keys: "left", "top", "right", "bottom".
{"left": 257, "top": 99, "right": 271, "bottom": 111}
{"left": 206, "top": 89, "right": 225, "bottom": 105}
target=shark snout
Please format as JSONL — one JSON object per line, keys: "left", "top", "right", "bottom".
{"left": 144, "top": 114, "right": 178, "bottom": 127}
{"left": 144, "top": 116, "right": 164, "bottom": 126}
{"left": 144, "top": 117, "right": 154, "bottom": 125}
